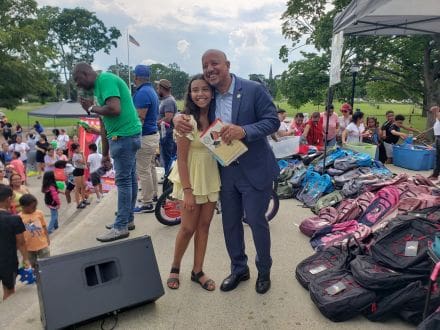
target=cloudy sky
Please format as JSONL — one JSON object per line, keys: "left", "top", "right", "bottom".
{"left": 38, "top": 0, "right": 311, "bottom": 78}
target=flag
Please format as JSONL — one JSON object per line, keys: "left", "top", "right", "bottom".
{"left": 128, "top": 34, "right": 140, "bottom": 47}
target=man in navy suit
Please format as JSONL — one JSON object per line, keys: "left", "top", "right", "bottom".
{"left": 175, "top": 49, "right": 279, "bottom": 294}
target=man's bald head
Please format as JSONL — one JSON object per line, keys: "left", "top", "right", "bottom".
{"left": 201, "top": 49, "right": 231, "bottom": 94}
{"left": 73, "top": 62, "right": 97, "bottom": 90}
{"left": 202, "top": 49, "right": 228, "bottom": 62}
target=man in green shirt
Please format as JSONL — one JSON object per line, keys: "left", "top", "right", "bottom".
{"left": 73, "top": 63, "right": 142, "bottom": 242}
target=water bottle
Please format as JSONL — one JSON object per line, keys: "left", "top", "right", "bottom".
{"left": 160, "top": 121, "right": 166, "bottom": 138}
{"left": 406, "top": 133, "right": 413, "bottom": 145}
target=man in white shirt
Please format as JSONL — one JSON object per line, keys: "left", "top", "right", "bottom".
{"left": 428, "top": 105, "right": 440, "bottom": 181}
{"left": 56, "top": 129, "right": 69, "bottom": 156}
{"left": 9, "top": 135, "right": 29, "bottom": 166}
{"left": 275, "top": 109, "right": 294, "bottom": 139}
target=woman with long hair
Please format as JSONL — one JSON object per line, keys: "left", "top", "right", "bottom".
{"left": 36, "top": 133, "right": 50, "bottom": 179}
{"left": 9, "top": 172, "right": 30, "bottom": 214}
{"left": 342, "top": 111, "right": 369, "bottom": 144}
{"left": 166, "top": 74, "right": 221, "bottom": 291}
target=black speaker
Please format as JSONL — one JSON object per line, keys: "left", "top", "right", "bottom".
{"left": 36, "top": 235, "right": 164, "bottom": 330}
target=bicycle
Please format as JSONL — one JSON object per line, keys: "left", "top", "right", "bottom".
{"left": 155, "top": 177, "right": 280, "bottom": 226}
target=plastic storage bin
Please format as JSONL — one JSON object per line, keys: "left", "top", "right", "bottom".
{"left": 270, "top": 136, "right": 300, "bottom": 158}
{"left": 345, "top": 143, "right": 378, "bottom": 159}
{"left": 392, "top": 144, "right": 436, "bottom": 170}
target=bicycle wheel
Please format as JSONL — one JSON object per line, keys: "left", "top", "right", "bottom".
{"left": 155, "top": 187, "right": 182, "bottom": 226}
{"left": 242, "top": 190, "right": 280, "bottom": 223}
{"left": 265, "top": 190, "right": 279, "bottom": 222}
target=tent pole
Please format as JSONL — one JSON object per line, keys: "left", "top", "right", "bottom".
{"left": 322, "top": 86, "right": 334, "bottom": 174}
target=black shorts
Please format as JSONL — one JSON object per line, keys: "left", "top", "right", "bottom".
{"left": 0, "top": 270, "right": 17, "bottom": 290}
{"left": 66, "top": 182, "right": 75, "bottom": 191}
{"left": 90, "top": 172, "right": 101, "bottom": 186}
{"left": 72, "top": 168, "right": 84, "bottom": 177}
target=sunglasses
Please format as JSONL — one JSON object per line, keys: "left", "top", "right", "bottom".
{"left": 341, "top": 110, "right": 348, "bottom": 113}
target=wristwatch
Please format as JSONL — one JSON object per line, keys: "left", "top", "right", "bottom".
{"left": 87, "top": 105, "right": 94, "bottom": 113}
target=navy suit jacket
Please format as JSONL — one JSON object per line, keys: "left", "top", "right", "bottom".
{"left": 209, "top": 75, "right": 280, "bottom": 190}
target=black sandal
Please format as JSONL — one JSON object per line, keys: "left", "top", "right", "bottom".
{"left": 167, "top": 267, "right": 180, "bottom": 289}
{"left": 191, "top": 270, "right": 215, "bottom": 291}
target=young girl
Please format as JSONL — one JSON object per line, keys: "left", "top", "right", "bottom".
{"left": 44, "top": 147, "right": 57, "bottom": 172}
{"left": 363, "top": 117, "right": 381, "bottom": 145}
{"left": 19, "top": 194, "right": 50, "bottom": 269}
{"left": 70, "top": 143, "right": 88, "bottom": 209}
{"left": 167, "top": 74, "right": 221, "bottom": 291}
{"left": 41, "top": 171, "right": 61, "bottom": 234}
{"left": 56, "top": 148, "right": 68, "bottom": 161}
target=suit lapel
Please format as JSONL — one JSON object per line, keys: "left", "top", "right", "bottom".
{"left": 231, "top": 75, "right": 242, "bottom": 124}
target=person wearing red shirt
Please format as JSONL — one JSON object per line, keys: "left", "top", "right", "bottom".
{"left": 301, "top": 112, "right": 324, "bottom": 147}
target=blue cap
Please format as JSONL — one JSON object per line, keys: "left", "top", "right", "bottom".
{"left": 133, "top": 65, "right": 150, "bottom": 78}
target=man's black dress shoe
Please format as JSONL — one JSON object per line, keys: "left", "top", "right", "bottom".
{"left": 256, "top": 273, "right": 271, "bottom": 294}
{"left": 220, "top": 269, "right": 250, "bottom": 292}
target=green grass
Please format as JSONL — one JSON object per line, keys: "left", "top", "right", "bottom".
{"left": 0, "top": 103, "right": 78, "bottom": 128}
{"left": 276, "top": 101, "right": 425, "bottom": 131}
{"left": 3, "top": 100, "right": 427, "bottom": 132}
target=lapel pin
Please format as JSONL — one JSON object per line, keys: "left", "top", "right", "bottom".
{"left": 237, "top": 93, "right": 241, "bottom": 99}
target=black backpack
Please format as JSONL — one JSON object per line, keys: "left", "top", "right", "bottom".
{"left": 417, "top": 308, "right": 440, "bottom": 330}
{"left": 308, "top": 269, "right": 376, "bottom": 322}
{"left": 371, "top": 218, "right": 440, "bottom": 274}
{"left": 295, "top": 246, "right": 348, "bottom": 290}
{"left": 350, "top": 255, "right": 427, "bottom": 291}
{"left": 44, "top": 189, "right": 58, "bottom": 208}
{"left": 363, "top": 281, "right": 425, "bottom": 322}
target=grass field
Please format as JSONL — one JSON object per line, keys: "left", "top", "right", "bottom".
{"left": 2, "top": 100, "right": 427, "bottom": 132}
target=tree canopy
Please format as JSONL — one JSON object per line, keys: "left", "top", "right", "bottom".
{"left": 280, "top": 0, "right": 440, "bottom": 125}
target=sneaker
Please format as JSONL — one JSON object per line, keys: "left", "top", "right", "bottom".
{"left": 96, "top": 228, "right": 129, "bottom": 242}
{"left": 77, "top": 203, "right": 86, "bottom": 209}
{"left": 96, "top": 197, "right": 102, "bottom": 203}
{"left": 82, "top": 199, "right": 91, "bottom": 205}
{"left": 105, "top": 222, "right": 135, "bottom": 231}
{"left": 133, "top": 204, "right": 154, "bottom": 214}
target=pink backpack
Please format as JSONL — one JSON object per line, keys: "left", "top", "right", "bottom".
{"left": 358, "top": 186, "right": 400, "bottom": 227}
{"left": 336, "top": 192, "right": 375, "bottom": 223}
{"left": 398, "top": 193, "right": 440, "bottom": 213}
{"left": 310, "top": 220, "right": 372, "bottom": 251}
{"left": 299, "top": 207, "right": 338, "bottom": 237}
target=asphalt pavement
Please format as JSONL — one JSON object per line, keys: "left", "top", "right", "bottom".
{"left": 0, "top": 165, "right": 430, "bottom": 329}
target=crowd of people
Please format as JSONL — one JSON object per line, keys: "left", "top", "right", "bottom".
{"left": 276, "top": 103, "right": 420, "bottom": 164}
{"left": 1, "top": 48, "right": 438, "bottom": 304}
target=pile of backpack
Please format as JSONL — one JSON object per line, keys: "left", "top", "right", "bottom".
{"left": 276, "top": 147, "right": 395, "bottom": 208}
{"left": 299, "top": 173, "right": 440, "bottom": 250}
{"left": 295, "top": 206, "right": 440, "bottom": 325}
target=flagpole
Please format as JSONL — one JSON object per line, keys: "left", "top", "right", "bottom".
{"left": 127, "top": 30, "right": 131, "bottom": 92}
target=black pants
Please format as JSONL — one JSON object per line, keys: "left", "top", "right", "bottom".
{"left": 433, "top": 136, "right": 440, "bottom": 177}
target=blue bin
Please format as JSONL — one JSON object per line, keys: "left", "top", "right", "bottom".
{"left": 393, "top": 144, "right": 436, "bottom": 171}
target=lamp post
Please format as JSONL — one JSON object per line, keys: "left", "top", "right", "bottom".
{"left": 350, "top": 64, "right": 360, "bottom": 109}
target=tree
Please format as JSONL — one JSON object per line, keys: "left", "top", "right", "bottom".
{"left": 0, "top": 0, "right": 55, "bottom": 108}
{"left": 39, "top": 6, "right": 121, "bottom": 99}
{"left": 280, "top": 0, "right": 440, "bottom": 128}
{"left": 149, "top": 63, "right": 189, "bottom": 100}
{"left": 107, "top": 62, "right": 132, "bottom": 87}
{"left": 279, "top": 52, "right": 329, "bottom": 108}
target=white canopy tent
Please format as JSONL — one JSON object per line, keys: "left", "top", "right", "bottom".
{"left": 322, "top": 0, "right": 440, "bottom": 169}
{"left": 333, "top": 0, "right": 440, "bottom": 36}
